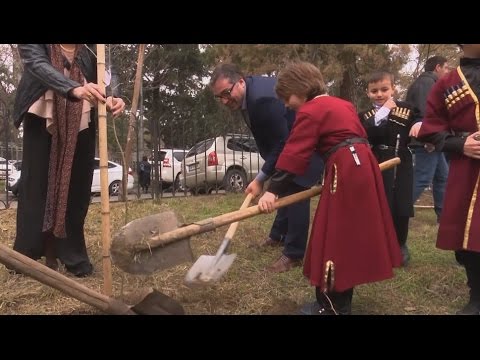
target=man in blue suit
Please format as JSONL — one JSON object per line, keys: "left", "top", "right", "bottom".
{"left": 210, "top": 63, "right": 324, "bottom": 272}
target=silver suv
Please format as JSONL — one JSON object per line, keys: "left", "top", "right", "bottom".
{"left": 181, "top": 134, "right": 265, "bottom": 194}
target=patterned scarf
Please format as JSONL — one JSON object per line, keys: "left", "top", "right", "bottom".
{"left": 42, "top": 44, "right": 85, "bottom": 238}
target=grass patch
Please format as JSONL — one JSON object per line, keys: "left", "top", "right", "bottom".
{"left": 0, "top": 192, "right": 468, "bottom": 315}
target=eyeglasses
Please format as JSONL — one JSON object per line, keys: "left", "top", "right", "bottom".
{"left": 214, "top": 81, "right": 237, "bottom": 100}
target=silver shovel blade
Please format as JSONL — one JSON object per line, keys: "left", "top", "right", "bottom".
{"left": 184, "top": 253, "right": 237, "bottom": 287}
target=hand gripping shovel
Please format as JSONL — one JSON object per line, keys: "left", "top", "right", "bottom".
{"left": 111, "top": 158, "right": 401, "bottom": 277}
{"left": 184, "top": 193, "right": 254, "bottom": 287}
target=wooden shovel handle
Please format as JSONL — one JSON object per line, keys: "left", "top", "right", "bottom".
{"left": 224, "top": 193, "right": 254, "bottom": 240}
{"left": 0, "top": 244, "right": 135, "bottom": 315}
{"left": 378, "top": 157, "right": 400, "bottom": 171}
{"left": 139, "top": 157, "right": 400, "bottom": 251}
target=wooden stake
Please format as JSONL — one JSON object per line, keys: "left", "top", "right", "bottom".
{"left": 96, "top": 44, "right": 113, "bottom": 296}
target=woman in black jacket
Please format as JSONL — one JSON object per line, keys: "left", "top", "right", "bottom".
{"left": 12, "top": 44, "right": 125, "bottom": 277}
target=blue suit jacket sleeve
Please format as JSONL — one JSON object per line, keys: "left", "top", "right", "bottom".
{"left": 250, "top": 97, "right": 291, "bottom": 176}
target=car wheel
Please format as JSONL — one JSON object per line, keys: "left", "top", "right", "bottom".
{"left": 109, "top": 180, "right": 121, "bottom": 196}
{"left": 172, "top": 173, "right": 181, "bottom": 193}
{"left": 223, "top": 168, "right": 247, "bottom": 193}
{"left": 11, "top": 183, "right": 19, "bottom": 197}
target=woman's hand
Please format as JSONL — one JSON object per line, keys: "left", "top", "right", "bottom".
{"left": 71, "top": 82, "right": 107, "bottom": 105}
{"left": 258, "top": 191, "right": 277, "bottom": 213}
{"left": 106, "top": 96, "right": 125, "bottom": 118}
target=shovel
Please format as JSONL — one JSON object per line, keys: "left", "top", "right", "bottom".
{"left": 184, "top": 193, "right": 254, "bottom": 287}
{"left": 111, "top": 157, "right": 401, "bottom": 276}
{"left": 0, "top": 243, "right": 184, "bottom": 315}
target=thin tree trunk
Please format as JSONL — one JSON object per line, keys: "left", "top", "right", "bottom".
{"left": 122, "top": 44, "right": 146, "bottom": 201}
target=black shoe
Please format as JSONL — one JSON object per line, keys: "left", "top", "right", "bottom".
{"left": 46, "top": 259, "right": 59, "bottom": 271}
{"left": 298, "top": 301, "right": 337, "bottom": 315}
{"left": 401, "top": 245, "right": 411, "bottom": 267}
{"left": 456, "top": 301, "right": 480, "bottom": 315}
{"left": 298, "top": 300, "right": 351, "bottom": 315}
{"left": 5, "top": 266, "right": 22, "bottom": 275}
{"left": 299, "top": 301, "right": 321, "bottom": 315}
{"left": 66, "top": 263, "right": 94, "bottom": 277}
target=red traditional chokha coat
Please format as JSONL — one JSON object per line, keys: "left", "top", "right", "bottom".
{"left": 275, "top": 96, "right": 402, "bottom": 292}
{"left": 419, "top": 63, "right": 480, "bottom": 252}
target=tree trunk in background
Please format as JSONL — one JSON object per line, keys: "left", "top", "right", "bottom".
{"left": 339, "top": 67, "right": 355, "bottom": 103}
{"left": 122, "top": 44, "right": 145, "bottom": 201}
{"left": 337, "top": 47, "right": 357, "bottom": 104}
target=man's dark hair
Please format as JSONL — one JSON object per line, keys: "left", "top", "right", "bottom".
{"left": 424, "top": 56, "right": 447, "bottom": 72}
{"left": 209, "top": 63, "right": 244, "bottom": 87}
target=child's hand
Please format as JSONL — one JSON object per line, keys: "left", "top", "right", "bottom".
{"left": 383, "top": 98, "right": 396, "bottom": 110}
{"left": 258, "top": 192, "right": 277, "bottom": 213}
{"left": 409, "top": 122, "right": 422, "bottom": 137}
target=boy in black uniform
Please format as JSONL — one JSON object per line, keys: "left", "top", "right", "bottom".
{"left": 359, "top": 71, "right": 419, "bottom": 266}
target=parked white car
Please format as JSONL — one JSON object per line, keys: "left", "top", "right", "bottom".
{"left": 5, "top": 166, "right": 21, "bottom": 195}
{"left": 0, "top": 157, "right": 15, "bottom": 180}
{"left": 6, "top": 158, "right": 134, "bottom": 196}
{"left": 153, "top": 148, "right": 187, "bottom": 191}
{"left": 91, "top": 158, "right": 134, "bottom": 195}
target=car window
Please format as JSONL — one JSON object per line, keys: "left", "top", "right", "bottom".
{"left": 186, "top": 139, "right": 215, "bottom": 157}
{"left": 227, "top": 138, "right": 259, "bottom": 153}
{"left": 93, "top": 159, "right": 118, "bottom": 169}
{"left": 173, "top": 151, "right": 186, "bottom": 162}
{"left": 247, "top": 139, "right": 259, "bottom": 153}
{"left": 227, "top": 139, "right": 245, "bottom": 152}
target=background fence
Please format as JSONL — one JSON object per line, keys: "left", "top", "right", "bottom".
{"left": 1, "top": 113, "right": 263, "bottom": 208}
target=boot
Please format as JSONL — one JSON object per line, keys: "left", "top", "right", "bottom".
{"left": 327, "top": 288, "right": 353, "bottom": 315}
{"left": 306, "top": 287, "right": 353, "bottom": 315}
{"left": 400, "top": 244, "right": 410, "bottom": 267}
{"left": 456, "top": 299, "right": 480, "bottom": 315}
{"left": 456, "top": 252, "right": 480, "bottom": 315}
{"left": 44, "top": 233, "right": 59, "bottom": 271}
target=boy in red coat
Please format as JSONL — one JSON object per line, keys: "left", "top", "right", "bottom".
{"left": 258, "top": 62, "right": 402, "bottom": 315}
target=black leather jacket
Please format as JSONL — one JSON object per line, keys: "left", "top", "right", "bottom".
{"left": 405, "top": 71, "right": 438, "bottom": 122}
{"left": 13, "top": 44, "right": 116, "bottom": 129}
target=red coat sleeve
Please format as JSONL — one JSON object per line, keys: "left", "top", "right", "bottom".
{"left": 276, "top": 111, "right": 321, "bottom": 175}
{"left": 418, "top": 80, "right": 450, "bottom": 138}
